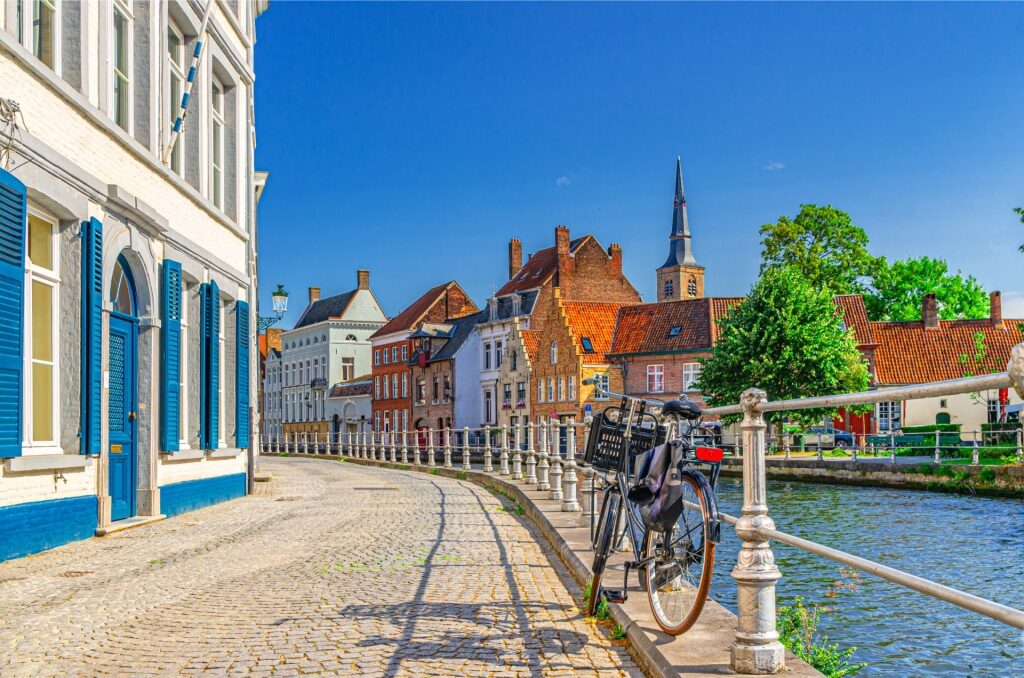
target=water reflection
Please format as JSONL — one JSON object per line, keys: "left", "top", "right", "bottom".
{"left": 712, "top": 479, "right": 1024, "bottom": 676}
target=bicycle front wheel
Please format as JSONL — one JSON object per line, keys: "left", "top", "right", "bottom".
{"left": 586, "top": 489, "right": 621, "bottom": 616}
{"left": 642, "top": 473, "right": 716, "bottom": 635}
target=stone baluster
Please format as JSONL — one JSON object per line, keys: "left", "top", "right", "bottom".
{"left": 444, "top": 428, "right": 453, "bottom": 468}
{"left": 536, "top": 421, "right": 551, "bottom": 492}
{"left": 850, "top": 437, "right": 857, "bottom": 462}
{"left": 783, "top": 432, "right": 790, "bottom": 460}
{"left": 499, "top": 425, "right": 510, "bottom": 476}
{"left": 549, "top": 421, "right": 563, "bottom": 501}
{"left": 512, "top": 422, "right": 523, "bottom": 480}
{"left": 463, "top": 427, "right": 472, "bottom": 470}
{"left": 934, "top": 431, "right": 942, "bottom": 464}
{"left": 401, "top": 428, "right": 409, "bottom": 464}
{"left": 483, "top": 427, "right": 494, "bottom": 473}
{"left": 413, "top": 429, "right": 422, "bottom": 465}
{"left": 1017, "top": 428, "right": 1023, "bottom": 465}
{"left": 302, "top": 433, "right": 309, "bottom": 455}
{"left": 972, "top": 430, "right": 980, "bottom": 466}
{"left": 390, "top": 432, "right": 397, "bottom": 463}
{"left": 371, "top": 431, "right": 378, "bottom": 460}
{"left": 525, "top": 422, "right": 537, "bottom": 484}
{"left": 562, "top": 419, "right": 580, "bottom": 511}
{"left": 730, "top": 388, "right": 785, "bottom": 674}
{"left": 427, "top": 428, "right": 436, "bottom": 467}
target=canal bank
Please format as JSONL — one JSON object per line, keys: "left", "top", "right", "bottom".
{"left": 720, "top": 458, "right": 1024, "bottom": 497}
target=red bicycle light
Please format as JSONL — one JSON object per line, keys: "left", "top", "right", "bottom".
{"left": 696, "top": 447, "right": 724, "bottom": 462}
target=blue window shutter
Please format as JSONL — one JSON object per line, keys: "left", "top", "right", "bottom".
{"left": 160, "top": 260, "right": 182, "bottom": 451}
{"left": 80, "top": 217, "right": 103, "bottom": 455}
{"left": 200, "top": 281, "right": 220, "bottom": 449}
{"left": 235, "top": 300, "right": 250, "bottom": 448}
{"left": 0, "top": 169, "right": 25, "bottom": 458}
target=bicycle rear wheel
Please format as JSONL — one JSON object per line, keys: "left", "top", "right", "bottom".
{"left": 642, "top": 473, "right": 716, "bottom": 635}
{"left": 586, "top": 489, "right": 621, "bottom": 616}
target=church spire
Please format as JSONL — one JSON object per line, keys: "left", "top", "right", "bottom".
{"left": 660, "top": 156, "right": 698, "bottom": 268}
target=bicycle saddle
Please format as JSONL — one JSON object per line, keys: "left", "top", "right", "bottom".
{"left": 662, "top": 399, "right": 702, "bottom": 420}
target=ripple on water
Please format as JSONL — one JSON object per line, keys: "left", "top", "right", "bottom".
{"left": 712, "top": 480, "right": 1024, "bottom": 677}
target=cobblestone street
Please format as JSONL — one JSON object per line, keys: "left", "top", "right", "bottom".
{"left": 0, "top": 458, "right": 639, "bottom": 677}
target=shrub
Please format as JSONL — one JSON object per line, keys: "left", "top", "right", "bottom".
{"left": 777, "top": 597, "right": 866, "bottom": 678}
{"left": 978, "top": 467, "right": 996, "bottom": 483}
{"left": 915, "top": 464, "right": 935, "bottom": 475}
{"left": 901, "top": 424, "right": 962, "bottom": 434}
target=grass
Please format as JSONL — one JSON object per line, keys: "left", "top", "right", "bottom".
{"left": 148, "top": 559, "right": 165, "bottom": 566}
{"left": 610, "top": 624, "right": 627, "bottom": 640}
{"left": 941, "top": 457, "right": 1009, "bottom": 466}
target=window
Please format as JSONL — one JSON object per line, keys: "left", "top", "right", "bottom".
{"left": 392, "top": 347, "right": 398, "bottom": 362}
{"left": 517, "top": 382, "right": 526, "bottom": 404}
{"left": 211, "top": 78, "right": 225, "bottom": 209}
{"left": 484, "top": 342, "right": 491, "bottom": 370}
{"left": 664, "top": 279, "right": 673, "bottom": 298}
{"left": 510, "top": 350, "right": 517, "bottom": 371}
{"left": 416, "top": 378, "right": 425, "bottom": 404}
{"left": 112, "top": 0, "right": 131, "bottom": 130}
{"left": 537, "top": 380, "right": 543, "bottom": 402}
{"left": 432, "top": 377, "right": 439, "bottom": 403}
{"left": 557, "top": 377, "right": 565, "bottom": 401}
{"left": 401, "top": 345, "right": 408, "bottom": 360}
{"left": 382, "top": 349, "right": 389, "bottom": 364}
{"left": 547, "top": 378, "right": 554, "bottom": 402}
{"left": 503, "top": 383, "right": 512, "bottom": 405}
{"left": 668, "top": 326, "right": 681, "bottom": 337}
{"left": 484, "top": 389, "right": 493, "bottom": 424}
{"left": 987, "top": 399, "right": 999, "bottom": 424}
{"left": 374, "top": 350, "right": 380, "bottom": 365}
{"left": 345, "top": 334, "right": 357, "bottom": 341}
{"left": 496, "top": 340, "right": 503, "bottom": 367}
{"left": 382, "top": 375, "right": 389, "bottom": 399}
{"left": 443, "top": 375, "right": 451, "bottom": 402}
{"left": 568, "top": 376, "right": 576, "bottom": 401}
{"left": 341, "top": 357, "right": 354, "bottom": 382}
{"left": 374, "top": 411, "right": 380, "bottom": 432}
{"left": 580, "top": 337, "right": 594, "bottom": 354}
{"left": 392, "top": 374, "right": 398, "bottom": 400}
{"left": 32, "top": 0, "right": 57, "bottom": 69}
{"left": 374, "top": 376, "right": 380, "bottom": 399}
{"left": 688, "top": 277, "right": 697, "bottom": 297}
{"left": 25, "top": 211, "right": 59, "bottom": 447}
{"left": 593, "top": 373, "right": 609, "bottom": 401}
{"left": 647, "top": 365, "right": 664, "bottom": 393}
{"left": 682, "top": 363, "right": 701, "bottom": 391}
{"left": 877, "top": 401, "right": 902, "bottom": 432}
{"left": 550, "top": 342, "right": 558, "bottom": 364}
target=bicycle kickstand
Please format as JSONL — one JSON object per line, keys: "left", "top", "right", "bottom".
{"left": 601, "top": 560, "right": 638, "bottom": 605}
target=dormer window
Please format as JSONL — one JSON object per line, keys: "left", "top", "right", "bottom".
{"left": 668, "top": 326, "right": 681, "bottom": 337}
{"left": 580, "top": 337, "right": 594, "bottom": 354}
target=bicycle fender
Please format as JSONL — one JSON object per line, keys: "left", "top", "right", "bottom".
{"left": 680, "top": 467, "right": 721, "bottom": 544}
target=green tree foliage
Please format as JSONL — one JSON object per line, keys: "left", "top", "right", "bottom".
{"left": 759, "top": 204, "right": 877, "bottom": 295}
{"left": 697, "top": 266, "right": 869, "bottom": 425}
{"left": 864, "top": 256, "right": 989, "bottom": 321}
{"left": 1015, "top": 207, "right": 1024, "bottom": 253}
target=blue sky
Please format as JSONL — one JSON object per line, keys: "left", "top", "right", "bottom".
{"left": 254, "top": 1, "right": 1024, "bottom": 326}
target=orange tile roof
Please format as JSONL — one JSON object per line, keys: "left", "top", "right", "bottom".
{"left": 371, "top": 281, "right": 476, "bottom": 338}
{"left": 496, "top": 236, "right": 590, "bottom": 296}
{"left": 563, "top": 300, "right": 634, "bottom": 363}
{"left": 871, "top": 318, "right": 1024, "bottom": 384}
{"left": 609, "top": 298, "right": 743, "bottom": 355}
{"left": 520, "top": 329, "right": 540, "bottom": 364}
{"left": 834, "top": 295, "right": 875, "bottom": 346}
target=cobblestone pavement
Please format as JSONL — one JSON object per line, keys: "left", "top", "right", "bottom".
{"left": 0, "top": 458, "right": 640, "bottom": 677}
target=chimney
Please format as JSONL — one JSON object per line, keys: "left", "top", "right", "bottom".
{"left": 990, "top": 291, "right": 1002, "bottom": 327}
{"left": 555, "top": 225, "right": 572, "bottom": 279}
{"left": 357, "top": 269, "right": 370, "bottom": 290}
{"left": 508, "top": 238, "right": 523, "bottom": 279}
{"left": 922, "top": 293, "right": 939, "bottom": 330}
{"left": 608, "top": 243, "right": 623, "bottom": 276}
{"left": 308, "top": 286, "right": 321, "bottom": 304}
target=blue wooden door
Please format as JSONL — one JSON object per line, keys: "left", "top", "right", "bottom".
{"left": 108, "top": 313, "right": 138, "bottom": 521}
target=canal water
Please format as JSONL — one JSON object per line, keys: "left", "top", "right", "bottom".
{"left": 711, "top": 479, "right": 1024, "bottom": 677}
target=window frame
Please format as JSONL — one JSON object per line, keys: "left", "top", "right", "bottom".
{"left": 111, "top": 0, "right": 132, "bottom": 132}
{"left": 593, "top": 373, "right": 610, "bottom": 401}
{"left": 647, "top": 364, "right": 664, "bottom": 393}
{"left": 23, "top": 207, "right": 60, "bottom": 452}
{"left": 210, "top": 76, "right": 226, "bottom": 209}
{"left": 26, "top": 0, "right": 60, "bottom": 73}
{"left": 167, "top": 20, "right": 185, "bottom": 175}
{"left": 550, "top": 342, "right": 558, "bottom": 364}
{"left": 681, "top": 362, "right": 701, "bottom": 391}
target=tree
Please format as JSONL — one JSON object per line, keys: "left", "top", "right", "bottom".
{"left": 1015, "top": 207, "right": 1024, "bottom": 253}
{"left": 697, "top": 265, "right": 869, "bottom": 425}
{"left": 864, "top": 256, "right": 989, "bottom": 321}
{"left": 759, "top": 204, "right": 878, "bottom": 295}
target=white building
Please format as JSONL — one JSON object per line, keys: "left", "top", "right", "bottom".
{"left": 0, "top": 0, "right": 269, "bottom": 562}
{"left": 273, "top": 271, "right": 385, "bottom": 439}
{"left": 263, "top": 347, "right": 282, "bottom": 440}
{"left": 325, "top": 378, "right": 372, "bottom": 442}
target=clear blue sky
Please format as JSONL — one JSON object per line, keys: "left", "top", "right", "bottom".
{"left": 254, "top": 1, "right": 1024, "bottom": 326}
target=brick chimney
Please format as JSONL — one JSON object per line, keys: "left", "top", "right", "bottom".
{"left": 508, "top": 238, "right": 523, "bottom": 279}
{"left": 357, "top": 269, "right": 370, "bottom": 290}
{"left": 922, "top": 293, "right": 939, "bottom": 330}
{"left": 308, "top": 286, "right": 321, "bottom": 304}
{"left": 555, "top": 225, "right": 572, "bottom": 279}
{"left": 990, "top": 290, "right": 1002, "bottom": 327}
{"left": 608, "top": 243, "right": 623, "bottom": 276}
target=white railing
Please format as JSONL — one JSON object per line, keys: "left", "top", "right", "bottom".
{"left": 258, "top": 343, "right": 1024, "bottom": 675}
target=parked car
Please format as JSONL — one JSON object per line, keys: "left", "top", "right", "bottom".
{"left": 799, "top": 426, "right": 854, "bottom": 449}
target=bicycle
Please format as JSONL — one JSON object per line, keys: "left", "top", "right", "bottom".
{"left": 581, "top": 379, "right": 723, "bottom": 636}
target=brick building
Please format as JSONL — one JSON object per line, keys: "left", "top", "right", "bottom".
{"left": 494, "top": 318, "right": 538, "bottom": 434}
{"left": 370, "top": 281, "right": 477, "bottom": 444}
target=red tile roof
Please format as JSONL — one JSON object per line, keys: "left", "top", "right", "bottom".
{"left": 496, "top": 236, "right": 590, "bottom": 296}
{"left": 609, "top": 298, "right": 743, "bottom": 355}
{"left": 871, "top": 318, "right": 1024, "bottom": 384}
{"left": 563, "top": 300, "right": 634, "bottom": 363}
{"left": 520, "top": 329, "right": 540, "bottom": 364}
{"left": 834, "top": 295, "right": 875, "bottom": 346}
{"left": 371, "top": 281, "right": 476, "bottom": 338}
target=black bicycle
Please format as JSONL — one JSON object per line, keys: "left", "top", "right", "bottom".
{"left": 582, "top": 380, "right": 722, "bottom": 636}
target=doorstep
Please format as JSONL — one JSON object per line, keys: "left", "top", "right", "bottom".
{"left": 95, "top": 514, "right": 165, "bottom": 537}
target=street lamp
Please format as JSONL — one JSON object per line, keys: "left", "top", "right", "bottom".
{"left": 259, "top": 284, "right": 288, "bottom": 332}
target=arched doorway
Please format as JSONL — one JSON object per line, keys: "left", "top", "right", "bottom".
{"left": 108, "top": 255, "right": 139, "bottom": 521}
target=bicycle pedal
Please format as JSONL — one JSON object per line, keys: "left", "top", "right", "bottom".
{"left": 602, "top": 589, "right": 627, "bottom": 604}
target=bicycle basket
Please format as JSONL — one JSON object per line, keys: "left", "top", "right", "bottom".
{"left": 583, "top": 406, "right": 665, "bottom": 472}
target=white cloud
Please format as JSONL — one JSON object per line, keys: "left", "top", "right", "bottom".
{"left": 763, "top": 161, "right": 785, "bottom": 171}
{"left": 1002, "top": 291, "right": 1024, "bottom": 318}
{"left": 555, "top": 175, "right": 571, "bottom": 187}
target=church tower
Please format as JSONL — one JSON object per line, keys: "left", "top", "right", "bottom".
{"left": 656, "top": 157, "right": 704, "bottom": 302}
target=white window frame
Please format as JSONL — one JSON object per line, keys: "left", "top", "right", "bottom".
{"left": 111, "top": 0, "right": 132, "bottom": 132}
{"left": 547, "top": 378, "right": 554, "bottom": 402}
{"left": 877, "top": 401, "right": 902, "bottom": 432}
{"left": 568, "top": 376, "right": 576, "bottom": 401}
{"left": 210, "top": 76, "right": 226, "bottom": 209}
{"left": 382, "top": 348, "right": 389, "bottom": 364}
{"left": 23, "top": 207, "right": 60, "bottom": 453}
{"left": 167, "top": 20, "right": 185, "bottom": 175}
{"left": 495, "top": 340, "right": 503, "bottom": 368}
{"left": 537, "top": 380, "right": 543, "bottom": 403}
{"left": 647, "top": 364, "right": 664, "bottom": 393}
{"left": 401, "top": 372, "right": 408, "bottom": 397}
{"left": 593, "top": 373, "right": 610, "bottom": 401}
{"left": 557, "top": 377, "right": 565, "bottom": 401}
{"left": 682, "top": 362, "right": 701, "bottom": 391}
{"left": 23, "top": 0, "right": 61, "bottom": 73}
{"left": 483, "top": 342, "right": 491, "bottom": 370}
{"left": 382, "top": 373, "right": 390, "bottom": 399}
